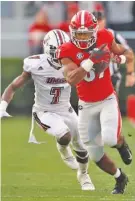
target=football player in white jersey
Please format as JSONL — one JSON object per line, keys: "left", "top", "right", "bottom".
{"left": 0, "top": 29, "right": 95, "bottom": 191}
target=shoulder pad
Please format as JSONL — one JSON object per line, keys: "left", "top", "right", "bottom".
{"left": 99, "top": 28, "right": 114, "bottom": 44}
{"left": 57, "top": 42, "right": 73, "bottom": 59}
{"left": 23, "top": 54, "right": 44, "bottom": 72}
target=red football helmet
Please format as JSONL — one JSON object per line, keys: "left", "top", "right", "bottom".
{"left": 69, "top": 10, "right": 98, "bottom": 49}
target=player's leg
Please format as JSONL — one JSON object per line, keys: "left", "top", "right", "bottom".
{"left": 33, "top": 111, "right": 78, "bottom": 169}
{"left": 87, "top": 140, "right": 129, "bottom": 194}
{"left": 86, "top": 130, "right": 128, "bottom": 194}
{"left": 61, "top": 107, "right": 95, "bottom": 191}
{"left": 56, "top": 141, "right": 78, "bottom": 170}
{"left": 99, "top": 94, "right": 130, "bottom": 193}
{"left": 78, "top": 100, "right": 104, "bottom": 163}
{"left": 78, "top": 100, "right": 128, "bottom": 194}
{"left": 100, "top": 93, "right": 132, "bottom": 165}
{"left": 96, "top": 153, "right": 129, "bottom": 194}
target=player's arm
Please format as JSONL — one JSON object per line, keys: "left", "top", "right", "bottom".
{"left": 111, "top": 39, "right": 134, "bottom": 73}
{"left": 111, "top": 39, "right": 135, "bottom": 86}
{"left": 0, "top": 71, "right": 31, "bottom": 117}
{"left": 60, "top": 44, "right": 110, "bottom": 85}
{"left": 61, "top": 58, "right": 88, "bottom": 85}
{"left": 114, "top": 32, "right": 134, "bottom": 73}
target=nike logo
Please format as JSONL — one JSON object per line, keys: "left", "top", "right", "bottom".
{"left": 127, "top": 150, "right": 132, "bottom": 160}
{"left": 38, "top": 66, "right": 43, "bottom": 70}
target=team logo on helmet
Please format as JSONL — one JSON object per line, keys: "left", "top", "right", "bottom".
{"left": 92, "top": 15, "right": 97, "bottom": 23}
{"left": 78, "top": 105, "right": 83, "bottom": 110}
{"left": 43, "top": 36, "right": 50, "bottom": 45}
{"left": 76, "top": 52, "right": 84, "bottom": 60}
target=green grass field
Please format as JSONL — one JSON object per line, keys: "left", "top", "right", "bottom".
{"left": 1, "top": 117, "right": 135, "bottom": 201}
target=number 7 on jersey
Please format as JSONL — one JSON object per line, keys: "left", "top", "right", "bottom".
{"left": 50, "top": 87, "right": 64, "bottom": 104}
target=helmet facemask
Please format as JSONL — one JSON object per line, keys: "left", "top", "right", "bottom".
{"left": 48, "top": 45, "right": 62, "bottom": 69}
{"left": 44, "top": 44, "right": 62, "bottom": 70}
{"left": 43, "top": 29, "right": 70, "bottom": 70}
{"left": 69, "top": 10, "right": 99, "bottom": 49}
{"left": 70, "top": 25, "right": 98, "bottom": 49}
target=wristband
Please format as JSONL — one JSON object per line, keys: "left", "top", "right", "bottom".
{"left": 119, "top": 55, "right": 126, "bottom": 64}
{"left": 0, "top": 100, "right": 8, "bottom": 110}
{"left": 80, "top": 59, "right": 94, "bottom": 72}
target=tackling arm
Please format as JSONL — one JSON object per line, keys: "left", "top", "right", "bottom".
{"left": 0, "top": 71, "right": 31, "bottom": 117}
{"left": 2, "top": 71, "right": 31, "bottom": 103}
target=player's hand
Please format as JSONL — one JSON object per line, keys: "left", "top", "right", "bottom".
{"left": 111, "top": 54, "right": 126, "bottom": 64}
{"left": 89, "top": 44, "right": 111, "bottom": 64}
{"left": 111, "top": 55, "right": 121, "bottom": 64}
{"left": 125, "top": 73, "right": 135, "bottom": 87}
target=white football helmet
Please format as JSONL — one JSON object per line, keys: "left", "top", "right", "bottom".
{"left": 43, "top": 29, "right": 70, "bottom": 69}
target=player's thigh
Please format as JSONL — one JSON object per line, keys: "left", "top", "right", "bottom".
{"left": 33, "top": 111, "right": 69, "bottom": 140}
{"left": 55, "top": 107, "right": 78, "bottom": 137}
{"left": 86, "top": 111, "right": 104, "bottom": 161}
{"left": 78, "top": 104, "right": 91, "bottom": 143}
{"left": 78, "top": 101, "right": 101, "bottom": 144}
{"left": 100, "top": 95, "right": 122, "bottom": 147}
{"left": 58, "top": 109, "right": 86, "bottom": 152}
{"left": 68, "top": 111, "right": 87, "bottom": 152}
{"left": 81, "top": 111, "right": 104, "bottom": 162}
{"left": 78, "top": 101, "right": 104, "bottom": 161}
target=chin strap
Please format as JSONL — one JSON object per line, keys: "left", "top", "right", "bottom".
{"left": 47, "top": 58, "right": 61, "bottom": 70}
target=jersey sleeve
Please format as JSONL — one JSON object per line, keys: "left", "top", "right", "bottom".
{"left": 23, "top": 55, "right": 41, "bottom": 72}
{"left": 56, "top": 43, "right": 71, "bottom": 60}
{"left": 23, "top": 57, "right": 32, "bottom": 73}
{"left": 106, "top": 29, "right": 114, "bottom": 46}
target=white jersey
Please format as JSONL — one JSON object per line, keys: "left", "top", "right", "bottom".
{"left": 23, "top": 54, "right": 71, "bottom": 112}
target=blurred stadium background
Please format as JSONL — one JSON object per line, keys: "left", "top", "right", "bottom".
{"left": 1, "top": 1, "right": 135, "bottom": 201}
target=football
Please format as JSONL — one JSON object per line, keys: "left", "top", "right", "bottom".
{"left": 93, "top": 61, "right": 109, "bottom": 74}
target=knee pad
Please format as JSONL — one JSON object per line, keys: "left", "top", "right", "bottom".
{"left": 102, "top": 127, "right": 117, "bottom": 147}
{"left": 74, "top": 150, "right": 89, "bottom": 163}
{"left": 58, "top": 133, "right": 71, "bottom": 146}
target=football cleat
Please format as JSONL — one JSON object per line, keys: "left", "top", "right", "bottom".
{"left": 117, "top": 139, "right": 132, "bottom": 165}
{"left": 56, "top": 143, "right": 78, "bottom": 170}
{"left": 77, "top": 170, "right": 95, "bottom": 191}
{"left": 63, "top": 156, "right": 79, "bottom": 170}
{"left": 112, "top": 170, "right": 129, "bottom": 194}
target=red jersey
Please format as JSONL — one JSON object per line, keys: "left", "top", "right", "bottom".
{"left": 57, "top": 29, "right": 115, "bottom": 102}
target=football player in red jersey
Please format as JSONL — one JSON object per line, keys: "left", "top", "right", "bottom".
{"left": 56, "top": 10, "right": 135, "bottom": 194}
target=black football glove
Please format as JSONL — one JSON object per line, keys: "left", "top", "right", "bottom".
{"left": 89, "top": 44, "right": 111, "bottom": 64}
